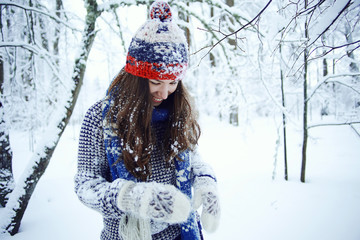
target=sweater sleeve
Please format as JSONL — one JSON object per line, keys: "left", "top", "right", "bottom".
{"left": 74, "top": 101, "right": 126, "bottom": 218}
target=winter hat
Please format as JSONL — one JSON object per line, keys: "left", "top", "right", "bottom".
{"left": 125, "top": 0, "right": 189, "bottom": 81}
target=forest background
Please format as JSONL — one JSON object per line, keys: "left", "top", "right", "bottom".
{"left": 0, "top": 0, "right": 359, "bottom": 238}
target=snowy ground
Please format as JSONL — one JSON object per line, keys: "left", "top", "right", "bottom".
{"left": 1, "top": 115, "right": 360, "bottom": 240}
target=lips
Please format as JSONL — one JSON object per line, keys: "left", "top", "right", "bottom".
{"left": 152, "top": 96, "right": 163, "bottom": 103}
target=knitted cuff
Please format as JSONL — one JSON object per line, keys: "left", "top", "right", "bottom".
{"left": 193, "top": 176, "right": 217, "bottom": 190}
{"left": 117, "top": 181, "right": 153, "bottom": 219}
{"left": 193, "top": 176, "right": 217, "bottom": 210}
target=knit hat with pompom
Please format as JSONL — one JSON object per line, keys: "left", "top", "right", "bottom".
{"left": 125, "top": 0, "right": 189, "bottom": 81}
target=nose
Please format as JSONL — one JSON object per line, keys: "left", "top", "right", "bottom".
{"left": 158, "top": 85, "right": 169, "bottom": 100}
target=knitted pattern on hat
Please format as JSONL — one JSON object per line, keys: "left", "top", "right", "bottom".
{"left": 125, "top": 0, "right": 189, "bottom": 81}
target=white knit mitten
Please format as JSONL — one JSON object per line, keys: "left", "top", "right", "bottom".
{"left": 117, "top": 181, "right": 191, "bottom": 224}
{"left": 193, "top": 177, "right": 220, "bottom": 233}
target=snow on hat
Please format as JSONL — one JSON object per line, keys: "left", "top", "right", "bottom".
{"left": 125, "top": 0, "right": 189, "bottom": 81}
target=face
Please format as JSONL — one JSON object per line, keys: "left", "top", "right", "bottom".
{"left": 148, "top": 79, "right": 179, "bottom": 106}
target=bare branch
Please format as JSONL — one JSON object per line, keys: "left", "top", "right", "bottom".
{"left": 287, "top": 39, "right": 360, "bottom": 77}
{"left": 308, "top": 121, "right": 360, "bottom": 129}
{"left": 307, "top": 0, "right": 352, "bottom": 46}
{"left": 276, "top": 0, "right": 359, "bottom": 76}
{"left": 196, "top": 0, "right": 273, "bottom": 63}
{"left": 308, "top": 40, "right": 360, "bottom": 61}
{"left": 350, "top": 124, "right": 360, "bottom": 137}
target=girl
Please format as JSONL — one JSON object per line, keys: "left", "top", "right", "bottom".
{"left": 75, "top": 1, "right": 220, "bottom": 239}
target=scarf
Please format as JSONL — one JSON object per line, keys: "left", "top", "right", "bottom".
{"left": 102, "top": 97, "right": 201, "bottom": 240}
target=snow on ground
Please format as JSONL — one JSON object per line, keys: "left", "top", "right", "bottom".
{"left": 1, "top": 115, "right": 360, "bottom": 240}
{"left": 199, "top": 117, "right": 360, "bottom": 240}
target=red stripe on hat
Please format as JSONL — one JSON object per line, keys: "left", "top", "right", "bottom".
{"left": 125, "top": 55, "right": 187, "bottom": 81}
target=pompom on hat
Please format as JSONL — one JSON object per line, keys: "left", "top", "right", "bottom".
{"left": 125, "top": 0, "right": 189, "bottom": 81}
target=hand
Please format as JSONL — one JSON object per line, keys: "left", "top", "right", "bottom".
{"left": 193, "top": 177, "right": 220, "bottom": 233}
{"left": 117, "top": 181, "right": 191, "bottom": 224}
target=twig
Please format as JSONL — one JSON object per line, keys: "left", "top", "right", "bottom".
{"left": 308, "top": 40, "right": 360, "bottom": 61}
{"left": 308, "top": 121, "right": 360, "bottom": 129}
{"left": 307, "top": 0, "right": 352, "bottom": 46}
{"left": 306, "top": 73, "right": 360, "bottom": 102}
{"left": 350, "top": 124, "right": 360, "bottom": 137}
{"left": 196, "top": 0, "right": 273, "bottom": 63}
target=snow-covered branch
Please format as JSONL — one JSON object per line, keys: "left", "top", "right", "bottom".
{"left": 0, "top": 42, "right": 39, "bottom": 54}
{"left": 0, "top": 42, "right": 66, "bottom": 90}
{"left": 0, "top": 1, "right": 81, "bottom": 32}
{"left": 308, "top": 121, "right": 360, "bottom": 129}
{"left": 306, "top": 73, "right": 360, "bottom": 102}
{"left": 276, "top": 0, "right": 359, "bottom": 76}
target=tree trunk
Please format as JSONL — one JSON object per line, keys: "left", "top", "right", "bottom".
{"left": 279, "top": 43, "right": 288, "bottom": 181}
{"left": 225, "top": 0, "right": 239, "bottom": 126}
{"left": 0, "top": 57, "right": 14, "bottom": 208}
{"left": 2, "top": 0, "right": 101, "bottom": 235}
{"left": 0, "top": 5, "right": 16, "bottom": 208}
{"left": 345, "top": 24, "right": 359, "bottom": 84}
{"left": 300, "top": 3, "right": 309, "bottom": 183}
{"left": 229, "top": 105, "right": 239, "bottom": 126}
{"left": 226, "top": 0, "right": 236, "bottom": 48}
{"left": 209, "top": 6, "right": 216, "bottom": 67}
{"left": 321, "top": 34, "right": 329, "bottom": 117}
{"left": 322, "top": 35, "right": 328, "bottom": 77}
{"left": 178, "top": 2, "right": 191, "bottom": 48}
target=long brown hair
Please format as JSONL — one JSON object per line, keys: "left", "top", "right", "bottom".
{"left": 106, "top": 68, "right": 201, "bottom": 181}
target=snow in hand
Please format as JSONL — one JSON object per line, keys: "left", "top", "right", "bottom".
{"left": 1, "top": 115, "right": 359, "bottom": 240}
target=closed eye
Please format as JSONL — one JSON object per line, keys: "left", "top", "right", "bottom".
{"left": 150, "top": 80, "right": 161, "bottom": 85}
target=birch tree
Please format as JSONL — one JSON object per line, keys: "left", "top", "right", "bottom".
{"left": 0, "top": 3, "right": 16, "bottom": 208}
{"left": 0, "top": 55, "right": 14, "bottom": 208}
{"left": 0, "top": 0, "right": 100, "bottom": 234}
